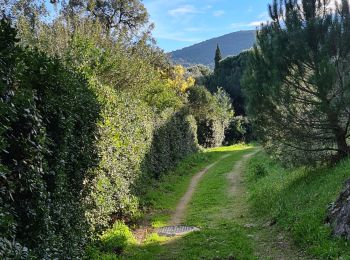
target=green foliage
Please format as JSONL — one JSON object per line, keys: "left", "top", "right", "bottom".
{"left": 246, "top": 152, "right": 350, "bottom": 258}
{"left": 243, "top": 0, "right": 350, "bottom": 163}
{"left": 207, "top": 50, "right": 252, "bottom": 116}
{"left": 85, "top": 88, "right": 154, "bottom": 232}
{"left": 0, "top": 19, "right": 100, "bottom": 258}
{"left": 86, "top": 221, "right": 137, "bottom": 260}
{"left": 214, "top": 44, "right": 222, "bottom": 71}
{"left": 224, "top": 116, "right": 254, "bottom": 145}
{"left": 63, "top": 30, "right": 199, "bottom": 232}
{"left": 2, "top": 0, "right": 251, "bottom": 257}
{"left": 188, "top": 86, "right": 234, "bottom": 148}
{"left": 1, "top": 9, "right": 203, "bottom": 258}
{"left": 201, "top": 50, "right": 254, "bottom": 145}
{"left": 144, "top": 109, "right": 199, "bottom": 179}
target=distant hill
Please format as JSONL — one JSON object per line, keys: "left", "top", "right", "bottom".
{"left": 169, "top": 30, "right": 256, "bottom": 67}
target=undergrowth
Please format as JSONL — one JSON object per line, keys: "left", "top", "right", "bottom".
{"left": 245, "top": 152, "right": 350, "bottom": 258}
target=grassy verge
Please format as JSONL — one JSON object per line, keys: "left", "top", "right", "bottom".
{"left": 245, "top": 152, "right": 350, "bottom": 259}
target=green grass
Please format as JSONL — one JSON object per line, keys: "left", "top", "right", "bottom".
{"left": 116, "top": 144, "right": 256, "bottom": 259}
{"left": 139, "top": 144, "right": 251, "bottom": 228}
{"left": 245, "top": 152, "right": 350, "bottom": 259}
{"left": 87, "top": 147, "right": 241, "bottom": 259}
{"left": 154, "top": 148, "right": 256, "bottom": 260}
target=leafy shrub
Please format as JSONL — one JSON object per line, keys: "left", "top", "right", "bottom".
{"left": 188, "top": 86, "right": 233, "bottom": 148}
{"left": 99, "top": 221, "right": 136, "bottom": 253}
{"left": 144, "top": 108, "right": 199, "bottom": 178}
{"left": 70, "top": 34, "right": 199, "bottom": 232}
{"left": 0, "top": 19, "right": 99, "bottom": 258}
{"left": 224, "top": 116, "right": 254, "bottom": 145}
{"left": 86, "top": 221, "right": 136, "bottom": 259}
{"left": 85, "top": 87, "right": 154, "bottom": 232}
{"left": 0, "top": 16, "right": 204, "bottom": 258}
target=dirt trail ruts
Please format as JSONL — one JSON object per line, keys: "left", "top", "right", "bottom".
{"left": 169, "top": 154, "right": 231, "bottom": 226}
{"left": 226, "top": 151, "right": 308, "bottom": 260}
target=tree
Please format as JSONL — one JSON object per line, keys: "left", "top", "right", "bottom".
{"left": 188, "top": 86, "right": 234, "bottom": 148}
{"left": 87, "top": 0, "right": 150, "bottom": 37}
{"left": 206, "top": 50, "right": 252, "bottom": 115}
{"left": 214, "top": 44, "right": 222, "bottom": 73}
{"left": 243, "top": 0, "right": 350, "bottom": 163}
{"left": 1, "top": 0, "right": 47, "bottom": 31}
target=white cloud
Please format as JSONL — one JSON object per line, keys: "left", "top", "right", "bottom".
{"left": 168, "top": 5, "right": 201, "bottom": 17}
{"left": 249, "top": 21, "right": 264, "bottom": 27}
{"left": 213, "top": 10, "right": 225, "bottom": 17}
{"left": 230, "top": 20, "right": 266, "bottom": 29}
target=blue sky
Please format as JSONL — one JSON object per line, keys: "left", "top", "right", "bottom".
{"left": 143, "top": 0, "right": 272, "bottom": 52}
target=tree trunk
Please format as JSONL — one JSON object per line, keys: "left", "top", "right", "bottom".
{"left": 335, "top": 128, "right": 350, "bottom": 158}
{"left": 328, "top": 111, "right": 350, "bottom": 158}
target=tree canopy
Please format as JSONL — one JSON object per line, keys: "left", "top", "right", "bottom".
{"left": 243, "top": 0, "right": 350, "bottom": 163}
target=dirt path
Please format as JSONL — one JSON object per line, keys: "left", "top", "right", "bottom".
{"left": 128, "top": 148, "right": 309, "bottom": 259}
{"left": 226, "top": 152, "right": 307, "bottom": 259}
{"left": 169, "top": 154, "right": 230, "bottom": 226}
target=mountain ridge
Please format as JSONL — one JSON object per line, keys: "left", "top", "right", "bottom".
{"left": 169, "top": 30, "right": 256, "bottom": 67}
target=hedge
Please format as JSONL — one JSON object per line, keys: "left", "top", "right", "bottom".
{"left": 0, "top": 20, "right": 199, "bottom": 258}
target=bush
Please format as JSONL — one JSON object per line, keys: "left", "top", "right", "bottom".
{"left": 0, "top": 19, "right": 99, "bottom": 258}
{"left": 99, "top": 221, "right": 136, "bottom": 253}
{"left": 144, "top": 108, "right": 199, "bottom": 178}
{"left": 188, "top": 86, "right": 233, "bottom": 148}
{"left": 0, "top": 18, "right": 203, "bottom": 258}
{"left": 85, "top": 87, "right": 155, "bottom": 232}
{"left": 86, "top": 221, "right": 136, "bottom": 259}
{"left": 224, "top": 116, "right": 254, "bottom": 145}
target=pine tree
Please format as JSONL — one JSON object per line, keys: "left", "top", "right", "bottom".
{"left": 243, "top": 0, "right": 350, "bottom": 164}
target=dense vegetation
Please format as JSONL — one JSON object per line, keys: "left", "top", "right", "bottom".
{"left": 0, "top": 1, "right": 234, "bottom": 258}
{"left": 1, "top": 0, "right": 350, "bottom": 258}
{"left": 0, "top": 20, "right": 100, "bottom": 258}
{"left": 243, "top": 0, "right": 350, "bottom": 164}
{"left": 192, "top": 49, "right": 254, "bottom": 144}
{"left": 209, "top": 50, "right": 251, "bottom": 116}
{"left": 241, "top": 1, "right": 350, "bottom": 255}
{"left": 170, "top": 30, "right": 256, "bottom": 67}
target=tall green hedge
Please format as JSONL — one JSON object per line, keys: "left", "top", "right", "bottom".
{"left": 144, "top": 108, "right": 199, "bottom": 178}
{"left": 0, "top": 20, "right": 200, "bottom": 258}
{"left": 0, "top": 19, "right": 100, "bottom": 258}
{"left": 85, "top": 85, "right": 154, "bottom": 232}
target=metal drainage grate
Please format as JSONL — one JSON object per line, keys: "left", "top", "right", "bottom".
{"left": 157, "top": 226, "right": 200, "bottom": 237}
